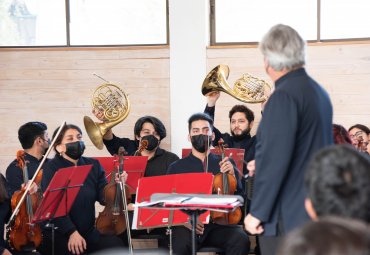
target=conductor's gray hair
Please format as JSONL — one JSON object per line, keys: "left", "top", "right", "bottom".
{"left": 259, "top": 24, "right": 306, "bottom": 71}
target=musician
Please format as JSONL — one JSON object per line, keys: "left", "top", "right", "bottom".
{"left": 204, "top": 92, "right": 256, "bottom": 174}
{"left": 92, "top": 113, "right": 179, "bottom": 248}
{"left": 348, "top": 124, "right": 370, "bottom": 154}
{"left": 244, "top": 24, "right": 333, "bottom": 255}
{"left": 0, "top": 174, "right": 11, "bottom": 255}
{"left": 204, "top": 93, "right": 258, "bottom": 217}
{"left": 93, "top": 112, "right": 179, "bottom": 177}
{"left": 166, "top": 113, "right": 250, "bottom": 255}
{"left": 39, "top": 124, "right": 125, "bottom": 255}
{"left": 5, "top": 122, "right": 49, "bottom": 254}
{"left": 6, "top": 122, "right": 49, "bottom": 198}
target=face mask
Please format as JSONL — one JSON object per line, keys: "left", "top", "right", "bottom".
{"left": 191, "top": 134, "right": 212, "bottom": 153}
{"left": 65, "top": 141, "right": 85, "bottom": 160}
{"left": 141, "top": 135, "right": 159, "bottom": 151}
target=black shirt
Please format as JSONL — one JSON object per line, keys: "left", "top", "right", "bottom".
{"left": 6, "top": 153, "right": 45, "bottom": 197}
{"left": 41, "top": 156, "right": 107, "bottom": 242}
{"left": 104, "top": 135, "right": 179, "bottom": 177}
{"left": 167, "top": 152, "right": 243, "bottom": 196}
{"left": 204, "top": 105, "right": 256, "bottom": 175}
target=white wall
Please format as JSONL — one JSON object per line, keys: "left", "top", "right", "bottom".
{"left": 169, "top": 0, "right": 209, "bottom": 156}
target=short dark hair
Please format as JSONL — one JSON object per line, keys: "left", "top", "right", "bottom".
{"left": 188, "top": 113, "right": 214, "bottom": 132}
{"left": 277, "top": 216, "right": 370, "bottom": 255}
{"left": 348, "top": 124, "right": 370, "bottom": 135}
{"left": 305, "top": 144, "right": 370, "bottom": 222}
{"left": 333, "top": 124, "right": 352, "bottom": 145}
{"left": 134, "top": 116, "right": 166, "bottom": 141}
{"left": 52, "top": 124, "right": 83, "bottom": 154}
{"left": 18, "top": 121, "right": 48, "bottom": 149}
{"left": 228, "top": 105, "right": 254, "bottom": 124}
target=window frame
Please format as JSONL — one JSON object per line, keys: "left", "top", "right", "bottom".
{"left": 0, "top": 0, "right": 169, "bottom": 49}
{"left": 210, "top": 0, "right": 370, "bottom": 46}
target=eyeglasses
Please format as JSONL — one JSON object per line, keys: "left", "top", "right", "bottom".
{"left": 349, "top": 131, "right": 364, "bottom": 139}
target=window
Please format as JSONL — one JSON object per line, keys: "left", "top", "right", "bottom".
{"left": 211, "top": 0, "right": 370, "bottom": 45}
{"left": 0, "top": 0, "right": 168, "bottom": 47}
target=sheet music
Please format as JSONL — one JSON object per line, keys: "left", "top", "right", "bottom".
{"left": 135, "top": 194, "right": 242, "bottom": 209}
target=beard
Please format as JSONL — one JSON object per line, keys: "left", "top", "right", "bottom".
{"left": 231, "top": 127, "right": 251, "bottom": 141}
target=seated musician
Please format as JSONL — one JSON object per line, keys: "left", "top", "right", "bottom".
{"left": 5, "top": 121, "right": 49, "bottom": 254}
{"left": 166, "top": 113, "right": 250, "bottom": 255}
{"left": 6, "top": 122, "right": 49, "bottom": 199}
{"left": 93, "top": 112, "right": 179, "bottom": 248}
{"left": 39, "top": 124, "right": 125, "bottom": 255}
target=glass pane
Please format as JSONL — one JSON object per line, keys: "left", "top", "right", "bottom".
{"left": 321, "top": 0, "right": 370, "bottom": 39}
{"left": 215, "top": 0, "right": 317, "bottom": 43}
{"left": 69, "top": 0, "right": 167, "bottom": 46}
{"left": 0, "top": 0, "right": 67, "bottom": 46}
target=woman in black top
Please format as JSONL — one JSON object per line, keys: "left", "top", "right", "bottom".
{"left": 39, "top": 124, "right": 125, "bottom": 255}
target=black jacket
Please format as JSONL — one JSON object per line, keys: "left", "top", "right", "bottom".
{"left": 41, "top": 156, "right": 107, "bottom": 242}
{"left": 204, "top": 105, "right": 256, "bottom": 174}
{"left": 250, "top": 68, "right": 333, "bottom": 236}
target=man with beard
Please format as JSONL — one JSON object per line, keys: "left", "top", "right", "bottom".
{"left": 6, "top": 121, "right": 50, "bottom": 197}
{"left": 204, "top": 92, "right": 256, "bottom": 176}
{"left": 166, "top": 112, "right": 250, "bottom": 255}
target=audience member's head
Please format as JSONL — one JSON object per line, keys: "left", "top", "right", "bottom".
{"left": 333, "top": 124, "right": 352, "bottom": 145}
{"left": 277, "top": 216, "right": 370, "bottom": 255}
{"left": 348, "top": 124, "right": 370, "bottom": 154}
{"left": 305, "top": 144, "right": 370, "bottom": 222}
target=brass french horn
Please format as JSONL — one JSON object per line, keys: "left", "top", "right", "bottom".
{"left": 202, "top": 65, "right": 272, "bottom": 103}
{"left": 84, "top": 83, "right": 130, "bottom": 150}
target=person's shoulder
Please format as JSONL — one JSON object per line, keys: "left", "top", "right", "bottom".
{"left": 161, "top": 150, "right": 180, "bottom": 160}
{"left": 5, "top": 159, "right": 20, "bottom": 175}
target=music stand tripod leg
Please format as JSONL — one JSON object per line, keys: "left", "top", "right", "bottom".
{"left": 183, "top": 209, "right": 204, "bottom": 255}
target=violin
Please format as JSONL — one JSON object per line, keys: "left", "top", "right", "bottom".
{"left": 8, "top": 150, "right": 42, "bottom": 251}
{"left": 210, "top": 141, "right": 242, "bottom": 225}
{"left": 96, "top": 147, "right": 131, "bottom": 235}
{"left": 134, "top": 139, "right": 149, "bottom": 156}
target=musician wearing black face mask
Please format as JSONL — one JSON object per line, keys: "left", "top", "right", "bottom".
{"left": 97, "top": 115, "right": 179, "bottom": 177}
{"left": 166, "top": 113, "right": 250, "bottom": 255}
{"left": 39, "top": 124, "right": 124, "bottom": 255}
{"left": 91, "top": 115, "right": 179, "bottom": 249}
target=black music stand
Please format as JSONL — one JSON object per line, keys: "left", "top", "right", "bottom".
{"left": 32, "top": 165, "right": 92, "bottom": 255}
{"left": 139, "top": 193, "right": 244, "bottom": 255}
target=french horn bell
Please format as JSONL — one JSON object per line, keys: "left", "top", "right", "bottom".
{"left": 84, "top": 83, "right": 130, "bottom": 150}
{"left": 202, "top": 65, "right": 272, "bottom": 103}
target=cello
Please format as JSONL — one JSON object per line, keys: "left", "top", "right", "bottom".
{"left": 8, "top": 150, "right": 42, "bottom": 252}
{"left": 210, "top": 141, "right": 242, "bottom": 225}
